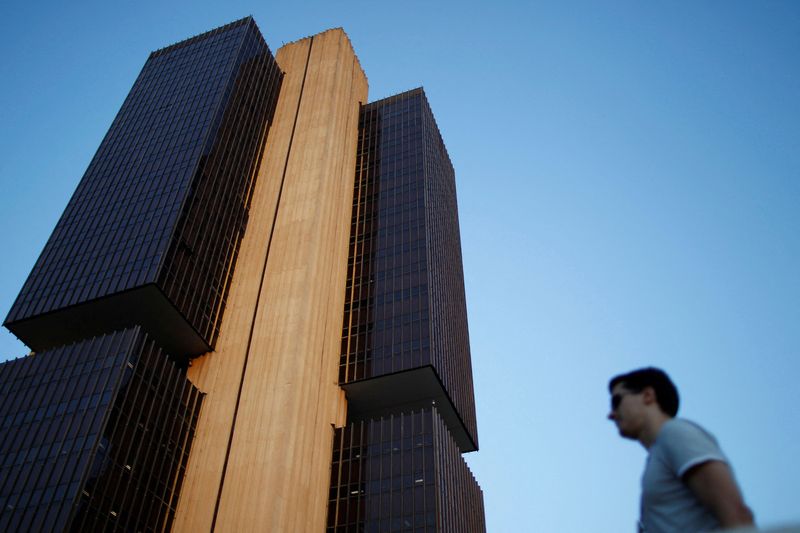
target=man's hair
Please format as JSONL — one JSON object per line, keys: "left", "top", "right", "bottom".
{"left": 608, "top": 367, "right": 680, "bottom": 417}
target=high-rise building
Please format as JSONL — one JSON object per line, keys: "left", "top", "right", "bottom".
{"left": 0, "top": 17, "right": 483, "bottom": 532}
{"left": 327, "top": 90, "right": 483, "bottom": 532}
{"left": 4, "top": 17, "right": 283, "bottom": 359}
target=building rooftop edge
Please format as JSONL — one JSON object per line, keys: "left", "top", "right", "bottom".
{"left": 278, "top": 27, "right": 368, "bottom": 85}
{"left": 149, "top": 16, "right": 260, "bottom": 58}
{"left": 367, "top": 86, "right": 425, "bottom": 106}
{"left": 365, "top": 87, "right": 454, "bottom": 167}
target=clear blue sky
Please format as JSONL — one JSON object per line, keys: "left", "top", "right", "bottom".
{"left": 1, "top": 1, "right": 798, "bottom": 531}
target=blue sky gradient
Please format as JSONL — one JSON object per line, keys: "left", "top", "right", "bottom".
{"left": 1, "top": 1, "right": 798, "bottom": 531}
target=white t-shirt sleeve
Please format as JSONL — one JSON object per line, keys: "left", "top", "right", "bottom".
{"left": 659, "top": 419, "right": 728, "bottom": 478}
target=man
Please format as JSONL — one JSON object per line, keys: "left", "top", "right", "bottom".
{"left": 608, "top": 367, "right": 754, "bottom": 532}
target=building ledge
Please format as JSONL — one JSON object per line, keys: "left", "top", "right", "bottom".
{"left": 4, "top": 284, "right": 209, "bottom": 363}
{"left": 341, "top": 365, "right": 477, "bottom": 453}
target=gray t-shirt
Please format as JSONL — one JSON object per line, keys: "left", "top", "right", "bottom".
{"left": 640, "top": 418, "right": 727, "bottom": 533}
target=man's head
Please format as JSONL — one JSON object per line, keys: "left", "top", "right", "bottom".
{"left": 608, "top": 367, "right": 679, "bottom": 417}
{"left": 607, "top": 367, "right": 680, "bottom": 444}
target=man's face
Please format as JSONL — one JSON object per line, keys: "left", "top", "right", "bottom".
{"left": 608, "top": 383, "right": 646, "bottom": 440}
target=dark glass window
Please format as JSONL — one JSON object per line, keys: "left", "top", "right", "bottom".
{"left": 5, "top": 17, "right": 283, "bottom": 360}
{"left": 327, "top": 408, "right": 484, "bottom": 533}
{"left": 0, "top": 328, "right": 202, "bottom": 532}
{"left": 340, "top": 89, "right": 478, "bottom": 447}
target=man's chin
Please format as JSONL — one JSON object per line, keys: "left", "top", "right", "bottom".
{"left": 617, "top": 426, "right": 636, "bottom": 440}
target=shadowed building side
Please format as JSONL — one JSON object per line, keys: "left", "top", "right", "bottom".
{"left": 339, "top": 89, "right": 478, "bottom": 451}
{"left": 174, "top": 28, "right": 367, "bottom": 532}
{"left": 328, "top": 407, "right": 484, "bottom": 532}
{"left": 330, "top": 88, "right": 484, "bottom": 531}
{"left": 4, "top": 18, "right": 282, "bottom": 360}
{"left": 0, "top": 328, "right": 202, "bottom": 532}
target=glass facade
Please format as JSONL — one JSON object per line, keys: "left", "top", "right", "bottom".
{"left": 342, "top": 90, "right": 430, "bottom": 383}
{"left": 327, "top": 407, "right": 484, "bottom": 533}
{"left": 340, "top": 89, "right": 478, "bottom": 447}
{"left": 5, "top": 17, "right": 282, "bottom": 358}
{"left": 333, "top": 89, "right": 483, "bottom": 530}
{"left": 0, "top": 327, "right": 202, "bottom": 532}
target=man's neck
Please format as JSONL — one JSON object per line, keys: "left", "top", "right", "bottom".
{"left": 639, "top": 412, "right": 673, "bottom": 450}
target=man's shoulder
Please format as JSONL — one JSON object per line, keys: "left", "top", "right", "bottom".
{"left": 654, "top": 418, "right": 727, "bottom": 477}
{"left": 660, "top": 418, "right": 715, "bottom": 441}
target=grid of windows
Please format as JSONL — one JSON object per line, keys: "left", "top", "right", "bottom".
{"left": 5, "top": 17, "right": 282, "bottom": 356}
{"left": 418, "top": 93, "right": 478, "bottom": 450}
{"left": 340, "top": 89, "right": 478, "bottom": 446}
{"left": 335, "top": 89, "right": 483, "bottom": 531}
{"left": 69, "top": 328, "right": 203, "bottom": 532}
{"left": 0, "top": 327, "right": 202, "bottom": 532}
{"left": 327, "top": 407, "right": 484, "bottom": 533}
{"left": 0, "top": 332, "right": 132, "bottom": 532}
{"left": 430, "top": 408, "right": 485, "bottom": 533}
{"left": 341, "top": 92, "right": 430, "bottom": 384}
{"left": 157, "top": 18, "right": 282, "bottom": 348}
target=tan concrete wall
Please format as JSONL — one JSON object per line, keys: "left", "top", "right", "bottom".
{"left": 173, "top": 28, "right": 367, "bottom": 532}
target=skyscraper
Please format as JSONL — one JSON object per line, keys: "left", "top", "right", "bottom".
{"left": 327, "top": 89, "right": 483, "bottom": 532}
{"left": 0, "top": 17, "right": 483, "bottom": 532}
{"left": 4, "top": 17, "right": 282, "bottom": 359}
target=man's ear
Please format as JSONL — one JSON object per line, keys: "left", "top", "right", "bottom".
{"left": 641, "top": 386, "right": 657, "bottom": 406}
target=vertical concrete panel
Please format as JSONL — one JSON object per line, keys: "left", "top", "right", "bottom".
{"left": 209, "top": 29, "right": 367, "bottom": 532}
{"left": 172, "top": 39, "right": 320, "bottom": 532}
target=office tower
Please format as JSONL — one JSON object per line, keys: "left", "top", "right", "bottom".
{"left": 0, "top": 18, "right": 483, "bottom": 533}
{"left": 327, "top": 89, "right": 484, "bottom": 531}
{"left": 0, "top": 328, "right": 203, "bottom": 532}
{"left": 4, "top": 17, "right": 282, "bottom": 358}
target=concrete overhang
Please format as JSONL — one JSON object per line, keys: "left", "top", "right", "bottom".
{"left": 341, "top": 365, "right": 477, "bottom": 453}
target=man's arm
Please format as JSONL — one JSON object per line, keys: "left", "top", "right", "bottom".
{"left": 684, "top": 460, "right": 754, "bottom": 529}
